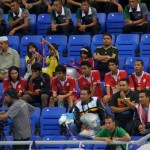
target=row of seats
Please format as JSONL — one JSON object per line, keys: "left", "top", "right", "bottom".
{"left": 6, "top": 34, "right": 150, "bottom": 58}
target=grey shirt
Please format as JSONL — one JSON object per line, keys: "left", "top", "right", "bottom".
{"left": 0, "top": 8, "right": 4, "bottom": 21}
{"left": 0, "top": 47, "right": 20, "bottom": 74}
{"left": 6, "top": 99, "right": 35, "bottom": 139}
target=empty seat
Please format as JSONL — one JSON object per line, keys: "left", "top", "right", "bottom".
{"left": 29, "top": 14, "right": 37, "bottom": 34}
{"left": 72, "top": 13, "right": 77, "bottom": 27}
{"left": 97, "top": 13, "right": 106, "bottom": 33}
{"left": 115, "top": 34, "right": 139, "bottom": 58}
{"left": 106, "top": 13, "right": 125, "bottom": 34}
{"left": 20, "top": 58, "right": 26, "bottom": 77}
{"left": 4, "top": 14, "right": 9, "bottom": 28}
{"left": 7, "top": 36, "right": 20, "bottom": 51}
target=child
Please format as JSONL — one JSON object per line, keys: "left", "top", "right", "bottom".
{"left": 42, "top": 39, "right": 59, "bottom": 77}
{"left": 24, "top": 42, "right": 42, "bottom": 79}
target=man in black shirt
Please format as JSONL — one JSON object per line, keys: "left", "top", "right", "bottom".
{"left": 110, "top": 78, "right": 139, "bottom": 135}
{"left": 94, "top": 33, "right": 118, "bottom": 80}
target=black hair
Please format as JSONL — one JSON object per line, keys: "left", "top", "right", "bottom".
{"left": 27, "top": 42, "right": 38, "bottom": 58}
{"left": 55, "top": 64, "right": 66, "bottom": 74}
{"left": 81, "top": 0, "right": 90, "bottom": 4}
{"left": 4, "top": 88, "right": 19, "bottom": 99}
{"left": 8, "top": 66, "right": 20, "bottom": 81}
{"left": 135, "top": 59, "right": 144, "bottom": 66}
{"left": 31, "top": 63, "right": 42, "bottom": 71}
{"left": 103, "top": 33, "right": 112, "bottom": 39}
{"left": 54, "top": 0, "right": 62, "bottom": 4}
{"left": 120, "top": 78, "right": 129, "bottom": 85}
{"left": 81, "top": 87, "right": 91, "bottom": 94}
{"left": 80, "top": 46, "right": 92, "bottom": 58}
{"left": 11, "top": 0, "right": 20, "bottom": 4}
{"left": 48, "top": 43, "right": 58, "bottom": 51}
{"left": 80, "top": 60, "right": 91, "bottom": 68}
{"left": 105, "top": 115, "right": 115, "bottom": 122}
{"left": 107, "top": 58, "right": 119, "bottom": 66}
{"left": 139, "top": 90, "right": 150, "bottom": 97}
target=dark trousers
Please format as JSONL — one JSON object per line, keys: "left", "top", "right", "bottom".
{"left": 13, "top": 137, "right": 29, "bottom": 150}
{"left": 123, "top": 23, "right": 150, "bottom": 34}
{"left": 116, "top": 119, "right": 134, "bottom": 135}
{"left": 0, "top": 25, "right": 6, "bottom": 36}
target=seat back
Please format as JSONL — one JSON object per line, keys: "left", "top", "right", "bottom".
{"left": 72, "top": 13, "right": 77, "bottom": 27}
{"left": 97, "top": 13, "right": 106, "bottom": 33}
{"left": 7, "top": 36, "right": 20, "bottom": 51}
{"left": 29, "top": 14, "right": 37, "bottom": 34}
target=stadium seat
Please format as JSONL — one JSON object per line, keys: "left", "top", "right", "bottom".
{"left": 140, "top": 34, "right": 150, "bottom": 57}
{"left": 93, "top": 143, "right": 107, "bottom": 150}
{"left": 148, "top": 11, "right": 150, "bottom": 22}
{"left": 29, "top": 135, "right": 41, "bottom": 149}
{"left": 20, "top": 58, "right": 26, "bottom": 77}
{"left": 97, "top": 13, "right": 106, "bottom": 33}
{"left": 40, "top": 107, "right": 66, "bottom": 136}
{"left": 124, "top": 57, "right": 149, "bottom": 75}
{"left": 5, "top": 136, "right": 14, "bottom": 150}
{"left": 20, "top": 35, "right": 43, "bottom": 58}
{"left": 118, "top": 57, "right": 125, "bottom": 70}
{"left": 105, "top": 106, "right": 114, "bottom": 116}
{"left": 67, "top": 35, "right": 91, "bottom": 58}
{"left": 45, "top": 35, "right": 68, "bottom": 57}
{"left": 72, "top": 13, "right": 77, "bottom": 27}
{"left": 59, "top": 57, "right": 75, "bottom": 66}
{"left": 0, "top": 83, "right": 4, "bottom": 106}
{"left": 7, "top": 36, "right": 20, "bottom": 51}
{"left": 36, "top": 14, "right": 51, "bottom": 36}
{"left": 30, "top": 14, "right": 36, "bottom": 34}
{"left": 115, "top": 34, "right": 140, "bottom": 58}
{"left": 91, "top": 34, "right": 115, "bottom": 54}
{"left": 67, "top": 67, "right": 78, "bottom": 79}
{"left": 106, "top": 13, "right": 125, "bottom": 35}
{"left": 101, "top": 82, "right": 106, "bottom": 95}
{"left": 41, "top": 136, "right": 66, "bottom": 149}
{"left": 129, "top": 136, "right": 143, "bottom": 150}
{"left": 4, "top": 14, "right": 9, "bottom": 28}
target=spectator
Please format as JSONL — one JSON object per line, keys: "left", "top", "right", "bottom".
{"left": 74, "top": 0, "right": 100, "bottom": 36}
{"left": 49, "top": 64, "right": 77, "bottom": 109}
{"left": 24, "top": 42, "right": 42, "bottom": 80}
{"left": 22, "top": 63, "right": 50, "bottom": 108}
{"left": 94, "top": 115, "right": 131, "bottom": 150}
{"left": 140, "top": 0, "right": 150, "bottom": 11}
{"left": 103, "top": 58, "right": 127, "bottom": 106}
{"left": 47, "top": 0, "right": 74, "bottom": 36}
{"left": 70, "top": 87, "right": 105, "bottom": 135}
{"left": 0, "top": 36, "right": 20, "bottom": 81}
{"left": 134, "top": 90, "right": 150, "bottom": 135}
{"left": 1, "top": 88, "right": 35, "bottom": 150}
{"left": 3, "top": 66, "right": 26, "bottom": 98}
{"left": 0, "top": 0, "right": 11, "bottom": 13}
{"left": 0, "top": 8, "right": 6, "bottom": 36}
{"left": 94, "top": 33, "right": 118, "bottom": 80}
{"left": 7, "top": 0, "right": 30, "bottom": 36}
{"left": 129, "top": 60, "right": 150, "bottom": 91}
{"left": 110, "top": 78, "right": 139, "bottom": 135}
{"left": 123, "top": 0, "right": 149, "bottom": 34}
{"left": 42, "top": 39, "right": 59, "bottom": 77}
{"left": 78, "top": 61, "right": 104, "bottom": 100}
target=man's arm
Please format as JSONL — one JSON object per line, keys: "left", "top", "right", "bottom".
{"left": 85, "top": 18, "right": 97, "bottom": 28}
{"left": 67, "top": 0, "right": 81, "bottom": 7}
{"left": 110, "top": 106, "right": 129, "bottom": 113}
{"left": 94, "top": 52, "right": 111, "bottom": 62}
{"left": 110, "top": 0, "right": 123, "bottom": 13}
{"left": 113, "top": 133, "right": 131, "bottom": 141}
{"left": 0, "top": 114, "right": 9, "bottom": 120}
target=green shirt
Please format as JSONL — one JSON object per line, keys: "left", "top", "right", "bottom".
{"left": 96, "top": 127, "right": 128, "bottom": 150}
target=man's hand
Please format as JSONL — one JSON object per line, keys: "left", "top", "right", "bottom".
{"left": 30, "top": 72, "right": 38, "bottom": 81}
{"left": 57, "top": 95, "right": 65, "bottom": 100}
{"left": 79, "top": 25, "right": 87, "bottom": 31}
{"left": 25, "top": 4, "right": 33, "bottom": 9}
{"left": 118, "top": 4, "right": 123, "bottom": 13}
{"left": 51, "top": 24, "right": 58, "bottom": 31}
{"left": 103, "top": 95, "right": 110, "bottom": 105}
{"left": 105, "top": 137, "right": 113, "bottom": 144}
{"left": 120, "top": 91, "right": 126, "bottom": 99}
{"left": 139, "top": 125, "right": 145, "bottom": 133}
{"left": 9, "top": 29, "right": 16, "bottom": 35}
{"left": 21, "top": 11, "right": 28, "bottom": 19}
{"left": 25, "top": 91, "right": 34, "bottom": 95}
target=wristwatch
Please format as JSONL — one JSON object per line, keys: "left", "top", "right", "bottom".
{"left": 124, "top": 98, "right": 127, "bottom": 100}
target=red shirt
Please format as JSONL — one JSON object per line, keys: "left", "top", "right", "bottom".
{"left": 78, "top": 70, "right": 104, "bottom": 100}
{"left": 51, "top": 75, "right": 77, "bottom": 99}
{"left": 3, "top": 77, "right": 27, "bottom": 93}
{"left": 104, "top": 70, "right": 127, "bottom": 97}
{"left": 78, "top": 58, "right": 94, "bottom": 69}
{"left": 129, "top": 71, "right": 150, "bottom": 91}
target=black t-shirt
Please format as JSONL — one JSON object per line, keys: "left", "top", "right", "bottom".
{"left": 110, "top": 90, "right": 139, "bottom": 122}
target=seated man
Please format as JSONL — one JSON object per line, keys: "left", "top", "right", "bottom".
{"left": 49, "top": 65, "right": 77, "bottom": 109}
{"left": 74, "top": 0, "right": 100, "bottom": 36}
{"left": 129, "top": 60, "right": 150, "bottom": 91}
{"left": 123, "top": 0, "right": 149, "bottom": 34}
{"left": 70, "top": 87, "right": 106, "bottom": 135}
{"left": 7, "top": 0, "right": 30, "bottom": 36}
{"left": 78, "top": 61, "right": 104, "bottom": 100}
{"left": 0, "top": 36, "right": 20, "bottom": 81}
{"left": 110, "top": 78, "right": 139, "bottom": 135}
{"left": 47, "top": 0, "right": 74, "bottom": 36}
{"left": 134, "top": 90, "right": 150, "bottom": 135}
{"left": 0, "top": 0, "right": 11, "bottom": 13}
{"left": 0, "top": 8, "right": 6, "bottom": 36}
{"left": 22, "top": 63, "right": 50, "bottom": 108}
{"left": 94, "top": 115, "right": 131, "bottom": 150}
{"left": 104, "top": 58, "right": 127, "bottom": 105}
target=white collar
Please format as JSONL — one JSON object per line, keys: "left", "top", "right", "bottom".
{"left": 13, "top": 7, "right": 22, "bottom": 17}
{"left": 129, "top": 3, "right": 141, "bottom": 12}
{"left": 82, "top": 7, "right": 92, "bottom": 17}
{"left": 55, "top": 7, "right": 65, "bottom": 17}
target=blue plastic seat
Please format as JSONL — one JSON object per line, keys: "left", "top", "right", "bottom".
{"left": 148, "top": 11, "right": 150, "bottom": 22}
{"left": 37, "top": 14, "right": 51, "bottom": 36}
{"left": 129, "top": 136, "right": 143, "bottom": 150}
{"left": 4, "top": 14, "right": 9, "bottom": 28}
{"left": 115, "top": 34, "right": 139, "bottom": 58}
{"left": 45, "top": 35, "right": 68, "bottom": 57}
{"left": 140, "top": 34, "right": 150, "bottom": 57}
{"left": 93, "top": 143, "right": 107, "bottom": 150}
{"left": 106, "top": 13, "right": 125, "bottom": 35}
{"left": 7, "top": 36, "right": 20, "bottom": 51}
{"left": 0, "top": 83, "right": 4, "bottom": 106}
{"left": 72, "top": 13, "right": 77, "bottom": 27}
{"left": 40, "top": 107, "right": 66, "bottom": 136}
{"left": 101, "top": 82, "right": 106, "bottom": 95}
{"left": 29, "top": 135, "right": 41, "bottom": 149}
{"left": 20, "top": 35, "right": 43, "bottom": 58}
{"left": 29, "top": 14, "right": 36, "bottom": 34}
{"left": 105, "top": 106, "right": 114, "bottom": 116}
{"left": 20, "top": 58, "right": 26, "bottom": 77}
{"left": 124, "top": 57, "right": 149, "bottom": 75}
{"left": 118, "top": 57, "right": 125, "bottom": 70}
{"left": 91, "top": 34, "right": 115, "bottom": 54}
{"left": 97, "top": 13, "right": 106, "bottom": 33}
{"left": 67, "top": 35, "right": 91, "bottom": 58}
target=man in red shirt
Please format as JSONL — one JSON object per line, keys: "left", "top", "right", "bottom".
{"left": 129, "top": 60, "right": 150, "bottom": 91}
{"left": 78, "top": 61, "right": 104, "bottom": 100}
{"left": 50, "top": 65, "right": 77, "bottom": 109}
{"left": 104, "top": 58, "right": 127, "bottom": 105}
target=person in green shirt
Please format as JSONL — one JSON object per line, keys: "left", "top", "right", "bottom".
{"left": 94, "top": 115, "right": 131, "bottom": 150}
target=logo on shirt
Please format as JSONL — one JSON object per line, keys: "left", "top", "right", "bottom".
{"left": 66, "top": 83, "right": 70, "bottom": 86}
{"left": 143, "top": 79, "right": 146, "bottom": 83}
{"left": 18, "top": 85, "right": 21, "bottom": 89}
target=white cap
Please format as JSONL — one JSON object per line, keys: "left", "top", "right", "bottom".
{"left": 0, "top": 36, "right": 8, "bottom": 42}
